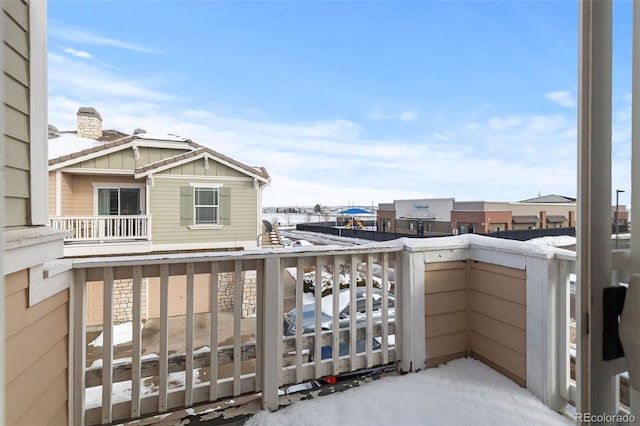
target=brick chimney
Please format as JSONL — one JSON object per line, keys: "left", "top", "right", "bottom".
{"left": 540, "top": 211, "right": 547, "bottom": 229}
{"left": 77, "top": 107, "right": 102, "bottom": 139}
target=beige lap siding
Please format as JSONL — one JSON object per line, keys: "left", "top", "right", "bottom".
{"left": 4, "top": 270, "right": 69, "bottom": 425}
{"left": 424, "top": 260, "right": 527, "bottom": 386}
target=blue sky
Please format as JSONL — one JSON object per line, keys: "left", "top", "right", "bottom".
{"left": 47, "top": 1, "right": 634, "bottom": 207}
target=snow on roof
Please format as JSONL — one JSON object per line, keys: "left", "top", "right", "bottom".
{"left": 133, "top": 132, "right": 188, "bottom": 142}
{"left": 48, "top": 132, "right": 105, "bottom": 159}
{"left": 527, "top": 235, "right": 576, "bottom": 248}
{"left": 246, "top": 357, "right": 572, "bottom": 426}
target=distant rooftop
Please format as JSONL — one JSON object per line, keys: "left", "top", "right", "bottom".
{"left": 518, "top": 194, "right": 577, "bottom": 203}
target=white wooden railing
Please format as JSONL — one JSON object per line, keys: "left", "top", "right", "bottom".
{"left": 50, "top": 215, "right": 151, "bottom": 242}
{"left": 71, "top": 245, "right": 401, "bottom": 425}
{"left": 68, "top": 235, "right": 582, "bottom": 425}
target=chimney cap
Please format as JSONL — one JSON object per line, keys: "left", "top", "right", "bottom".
{"left": 133, "top": 128, "right": 147, "bottom": 134}
{"left": 77, "top": 107, "right": 102, "bottom": 121}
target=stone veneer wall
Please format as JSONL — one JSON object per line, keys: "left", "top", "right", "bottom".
{"left": 218, "top": 270, "right": 257, "bottom": 317}
{"left": 113, "top": 278, "right": 148, "bottom": 323}
{"left": 76, "top": 108, "right": 103, "bottom": 139}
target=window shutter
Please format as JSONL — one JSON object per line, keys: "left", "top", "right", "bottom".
{"left": 180, "top": 186, "right": 193, "bottom": 226}
{"left": 220, "top": 187, "right": 231, "bottom": 225}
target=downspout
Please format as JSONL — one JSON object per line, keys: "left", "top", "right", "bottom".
{"left": 619, "top": 0, "right": 640, "bottom": 418}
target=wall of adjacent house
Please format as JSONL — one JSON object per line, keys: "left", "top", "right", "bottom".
{"left": 151, "top": 161, "right": 258, "bottom": 247}
{"left": 3, "top": 0, "right": 31, "bottom": 227}
{"left": 63, "top": 174, "right": 141, "bottom": 215}
{"left": 424, "top": 260, "right": 527, "bottom": 386}
{"left": 4, "top": 270, "right": 69, "bottom": 425}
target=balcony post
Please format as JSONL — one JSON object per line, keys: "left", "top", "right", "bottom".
{"left": 261, "top": 256, "right": 283, "bottom": 411}
{"left": 398, "top": 247, "right": 426, "bottom": 373}
{"left": 525, "top": 255, "right": 567, "bottom": 411}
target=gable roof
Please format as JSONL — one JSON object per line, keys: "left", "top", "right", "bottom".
{"left": 48, "top": 133, "right": 269, "bottom": 182}
{"left": 134, "top": 146, "right": 270, "bottom": 182}
{"left": 518, "top": 194, "right": 576, "bottom": 203}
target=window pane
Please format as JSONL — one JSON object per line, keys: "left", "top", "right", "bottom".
{"left": 196, "top": 206, "right": 217, "bottom": 224}
{"left": 120, "top": 188, "right": 140, "bottom": 215}
{"left": 195, "top": 188, "right": 216, "bottom": 206}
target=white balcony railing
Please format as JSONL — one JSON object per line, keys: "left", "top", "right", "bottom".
{"left": 50, "top": 215, "right": 151, "bottom": 242}
{"left": 68, "top": 235, "right": 578, "bottom": 425}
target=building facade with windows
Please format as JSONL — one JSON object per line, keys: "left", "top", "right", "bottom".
{"left": 48, "top": 109, "right": 271, "bottom": 256}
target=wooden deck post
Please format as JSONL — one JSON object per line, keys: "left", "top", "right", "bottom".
{"left": 261, "top": 256, "right": 283, "bottom": 411}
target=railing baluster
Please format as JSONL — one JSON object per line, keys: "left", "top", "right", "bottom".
{"left": 365, "top": 254, "right": 373, "bottom": 368}
{"left": 381, "top": 253, "right": 389, "bottom": 364}
{"left": 131, "top": 265, "right": 142, "bottom": 419}
{"left": 233, "top": 260, "right": 242, "bottom": 396}
{"left": 314, "top": 256, "right": 322, "bottom": 377}
{"left": 255, "top": 260, "right": 264, "bottom": 392}
{"left": 102, "top": 267, "right": 114, "bottom": 424}
{"left": 159, "top": 264, "right": 169, "bottom": 413}
{"left": 394, "top": 253, "right": 402, "bottom": 361}
{"left": 185, "top": 263, "right": 195, "bottom": 407}
{"left": 295, "top": 257, "right": 304, "bottom": 382}
{"left": 332, "top": 256, "right": 340, "bottom": 376}
{"left": 349, "top": 255, "right": 357, "bottom": 371}
{"left": 209, "top": 262, "right": 219, "bottom": 402}
{"left": 557, "top": 260, "right": 571, "bottom": 401}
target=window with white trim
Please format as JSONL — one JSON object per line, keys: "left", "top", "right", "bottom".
{"left": 194, "top": 187, "right": 219, "bottom": 224}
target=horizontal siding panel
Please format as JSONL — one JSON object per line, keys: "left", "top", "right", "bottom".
{"left": 424, "top": 289, "right": 466, "bottom": 316}
{"left": 4, "top": 196, "right": 28, "bottom": 227}
{"left": 5, "top": 302, "right": 69, "bottom": 384}
{"left": 470, "top": 311, "right": 526, "bottom": 354}
{"left": 426, "top": 330, "right": 467, "bottom": 359}
{"left": 12, "top": 369, "right": 68, "bottom": 426}
{"left": 471, "top": 290, "right": 526, "bottom": 330}
{"left": 48, "top": 172, "right": 56, "bottom": 215}
{"left": 425, "top": 310, "right": 467, "bottom": 338}
{"left": 471, "top": 261, "right": 525, "bottom": 279}
{"left": 5, "top": 135, "right": 29, "bottom": 169}
{"left": 2, "top": 10, "right": 29, "bottom": 57}
{"left": 3, "top": 104, "right": 29, "bottom": 142}
{"left": 470, "top": 266, "right": 526, "bottom": 305}
{"left": 150, "top": 178, "right": 258, "bottom": 244}
{"left": 5, "top": 269, "right": 28, "bottom": 296}
{"left": 4, "top": 74, "right": 28, "bottom": 114}
{"left": 425, "top": 265, "right": 466, "bottom": 294}
{"left": 49, "top": 402, "right": 68, "bottom": 426}
{"left": 4, "top": 166, "right": 30, "bottom": 197}
{"left": 3, "top": 41, "right": 29, "bottom": 85}
{"left": 471, "top": 331, "right": 526, "bottom": 383}
{"left": 6, "top": 338, "right": 67, "bottom": 425}
{"left": 5, "top": 288, "right": 68, "bottom": 339}
{"left": 2, "top": 1, "right": 28, "bottom": 30}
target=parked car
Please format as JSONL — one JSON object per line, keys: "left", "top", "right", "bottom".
{"left": 283, "top": 288, "right": 395, "bottom": 336}
{"left": 292, "top": 239, "right": 313, "bottom": 247}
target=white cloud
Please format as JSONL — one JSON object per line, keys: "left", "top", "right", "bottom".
{"left": 544, "top": 91, "right": 576, "bottom": 108}
{"left": 48, "top": 48, "right": 634, "bottom": 207}
{"left": 49, "top": 23, "right": 159, "bottom": 54}
{"left": 61, "top": 47, "right": 93, "bottom": 59}
{"left": 367, "top": 109, "right": 418, "bottom": 122}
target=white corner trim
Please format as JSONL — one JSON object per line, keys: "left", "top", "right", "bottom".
{"left": 188, "top": 224, "right": 224, "bottom": 230}
{"left": 55, "top": 171, "right": 62, "bottom": 216}
{"left": 29, "top": 0, "right": 48, "bottom": 226}
{"left": 29, "top": 263, "right": 71, "bottom": 306}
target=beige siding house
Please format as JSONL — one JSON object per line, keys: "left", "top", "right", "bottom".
{"left": 48, "top": 112, "right": 270, "bottom": 257}
{"left": 3, "top": 1, "right": 71, "bottom": 424}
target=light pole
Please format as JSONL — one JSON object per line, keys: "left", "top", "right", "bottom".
{"left": 616, "top": 189, "right": 625, "bottom": 249}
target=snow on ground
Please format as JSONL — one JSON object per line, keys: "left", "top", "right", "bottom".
{"left": 89, "top": 321, "right": 143, "bottom": 347}
{"left": 527, "top": 235, "right": 576, "bottom": 248}
{"left": 246, "top": 358, "right": 573, "bottom": 426}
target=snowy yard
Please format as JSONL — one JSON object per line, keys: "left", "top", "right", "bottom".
{"left": 246, "top": 358, "right": 573, "bottom": 426}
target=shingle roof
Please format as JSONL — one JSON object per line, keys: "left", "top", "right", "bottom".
{"left": 512, "top": 215, "right": 540, "bottom": 224}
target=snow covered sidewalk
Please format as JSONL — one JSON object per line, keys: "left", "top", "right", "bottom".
{"left": 246, "top": 358, "right": 573, "bottom": 426}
